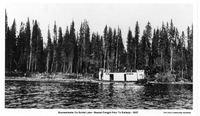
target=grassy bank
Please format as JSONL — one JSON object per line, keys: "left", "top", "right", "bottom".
{"left": 5, "top": 71, "right": 193, "bottom": 85}
{"left": 5, "top": 71, "right": 95, "bottom": 82}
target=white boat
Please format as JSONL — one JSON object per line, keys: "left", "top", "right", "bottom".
{"left": 98, "top": 68, "right": 145, "bottom": 82}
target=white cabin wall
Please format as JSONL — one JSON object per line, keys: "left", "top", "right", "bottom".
{"left": 102, "top": 73, "right": 110, "bottom": 81}
{"left": 112, "top": 73, "right": 124, "bottom": 81}
{"left": 127, "top": 73, "right": 138, "bottom": 81}
{"left": 137, "top": 70, "right": 145, "bottom": 79}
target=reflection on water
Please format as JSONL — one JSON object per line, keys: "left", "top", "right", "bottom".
{"left": 5, "top": 81, "right": 192, "bottom": 109}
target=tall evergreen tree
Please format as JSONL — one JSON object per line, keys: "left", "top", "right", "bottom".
{"left": 5, "top": 9, "right": 10, "bottom": 70}
{"left": 113, "top": 29, "right": 118, "bottom": 71}
{"left": 30, "top": 20, "right": 43, "bottom": 72}
{"left": 117, "top": 28, "right": 126, "bottom": 71}
{"left": 139, "top": 22, "right": 151, "bottom": 71}
{"left": 51, "top": 21, "right": 57, "bottom": 72}
{"left": 57, "top": 27, "right": 63, "bottom": 71}
{"left": 25, "top": 18, "right": 31, "bottom": 71}
{"left": 127, "top": 28, "right": 133, "bottom": 70}
{"left": 103, "top": 25, "right": 108, "bottom": 69}
{"left": 180, "top": 31, "right": 186, "bottom": 78}
{"left": 69, "top": 21, "right": 76, "bottom": 73}
{"left": 9, "top": 19, "right": 17, "bottom": 71}
{"left": 134, "top": 21, "right": 140, "bottom": 69}
{"left": 62, "top": 26, "right": 70, "bottom": 73}
{"left": 36, "top": 26, "right": 43, "bottom": 72}
{"left": 169, "top": 19, "right": 175, "bottom": 72}
{"left": 46, "top": 27, "right": 52, "bottom": 73}
{"left": 16, "top": 22, "right": 26, "bottom": 72}
{"left": 107, "top": 27, "right": 113, "bottom": 70}
{"left": 187, "top": 25, "right": 193, "bottom": 79}
{"left": 151, "top": 29, "right": 160, "bottom": 72}
{"left": 159, "top": 22, "right": 168, "bottom": 72}
{"left": 79, "top": 20, "right": 90, "bottom": 73}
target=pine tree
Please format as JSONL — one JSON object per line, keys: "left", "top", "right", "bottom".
{"left": 187, "top": 25, "right": 193, "bottom": 80}
{"left": 113, "top": 29, "right": 118, "bottom": 71}
{"left": 9, "top": 19, "right": 17, "bottom": 71}
{"left": 127, "top": 28, "right": 133, "bottom": 70}
{"left": 30, "top": 20, "right": 37, "bottom": 72}
{"left": 173, "top": 28, "right": 180, "bottom": 71}
{"left": 36, "top": 26, "right": 43, "bottom": 72}
{"left": 16, "top": 22, "right": 26, "bottom": 72}
{"left": 117, "top": 28, "right": 126, "bottom": 71}
{"left": 159, "top": 22, "right": 168, "bottom": 72}
{"left": 151, "top": 29, "right": 160, "bottom": 72}
{"left": 73, "top": 35, "right": 78, "bottom": 73}
{"left": 30, "top": 20, "right": 43, "bottom": 72}
{"left": 90, "top": 33, "right": 98, "bottom": 72}
{"left": 180, "top": 31, "right": 185, "bottom": 78}
{"left": 79, "top": 20, "right": 90, "bottom": 73}
{"left": 62, "top": 26, "right": 70, "bottom": 73}
{"left": 5, "top": 9, "right": 10, "bottom": 70}
{"left": 169, "top": 19, "right": 175, "bottom": 72}
{"left": 139, "top": 22, "right": 151, "bottom": 71}
{"left": 25, "top": 18, "right": 31, "bottom": 71}
{"left": 46, "top": 27, "right": 52, "bottom": 73}
{"left": 134, "top": 21, "right": 140, "bottom": 69}
{"left": 98, "top": 34, "right": 103, "bottom": 70}
{"left": 68, "top": 21, "right": 76, "bottom": 73}
{"left": 103, "top": 25, "right": 107, "bottom": 69}
{"left": 57, "top": 27, "right": 63, "bottom": 71}
{"left": 51, "top": 21, "right": 57, "bottom": 72}
{"left": 107, "top": 27, "right": 113, "bottom": 71}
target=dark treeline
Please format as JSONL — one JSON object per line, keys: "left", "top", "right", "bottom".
{"left": 5, "top": 10, "right": 193, "bottom": 79}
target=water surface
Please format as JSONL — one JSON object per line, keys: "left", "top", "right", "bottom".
{"left": 5, "top": 80, "right": 192, "bottom": 109}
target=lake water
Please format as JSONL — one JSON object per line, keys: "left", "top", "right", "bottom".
{"left": 5, "top": 80, "right": 193, "bottom": 109}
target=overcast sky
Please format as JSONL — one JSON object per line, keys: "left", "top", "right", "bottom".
{"left": 5, "top": 3, "right": 193, "bottom": 46}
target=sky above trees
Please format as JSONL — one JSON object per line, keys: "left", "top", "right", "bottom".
{"left": 6, "top": 3, "right": 192, "bottom": 46}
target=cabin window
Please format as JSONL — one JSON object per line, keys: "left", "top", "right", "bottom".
{"left": 124, "top": 74, "right": 127, "bottom": 81}
{"left": 101, "top": 70, "right": 103, "bottom": 80}
{"left": 110, "top": 74, "right": 114, "bottom": 81}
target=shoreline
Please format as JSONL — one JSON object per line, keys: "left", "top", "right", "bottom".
{"left": 5, "top": 77, "right": 96, "bottom": 83}
{"left": 5, "top": 77, "right": 193, "bottom": 85}
{"left": 146, "top": 81, "right": 193, "bottom": 85}
{"left": 5, "top": 78, "right": 137, "bottom": 84}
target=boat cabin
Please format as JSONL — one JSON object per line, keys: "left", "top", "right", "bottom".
{"left": 98, "top": 68, "right": 145, "bottom": 82}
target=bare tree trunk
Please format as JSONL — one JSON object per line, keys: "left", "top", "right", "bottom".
{"left": 46, "top": 53, "right": 49, "bottom": 73}
{"left": 63, "top": 59, "right": 65, "bottom": 73}
{"left": 34, "top": 57, "right": 37, "bottom": 72}
{"left": 161, "top": 51, "right": 163, "bottom": 72}
{"left": 103, "top": 51, "right": 106, "bottom": 69}
{"left": 55, "top": 61, "right": 57, "bottom": 72}
{"left": 134, "top": 48, "right": 136, "bottom": 69}
{"left": 115, "top": 39, "right": 118, "bottom": 72}
{"left": 67, "top": 60, "right": 72, "bottom": 73}
{"left": 29, "top": 45, "right": 32, "bottom": 71}
{"left": 51, "top": 62, "right": 53, "bottom": 72}
{"left": 9, "top": 58, "right": 12, "bottom": 70}
{"left": 170, "top": 43, "right": 173, "bottom": 72}
{"left": 30, "top": 54, "right": 33, "bottom": 72}
{"left": 27, "top": 57, "right": 29, "bottom": 71}
{"left": 115, "top": 53, "right": 118, "bottom": 72}
{"left": 181, "top": 48, "right": 183, "bottom": 79}
{"left": 107, "top": 53, "right": 109, "bottom": 70}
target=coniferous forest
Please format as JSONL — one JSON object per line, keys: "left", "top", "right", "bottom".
{"left": 5, "top": 10, "right": 193, "bottom": 80}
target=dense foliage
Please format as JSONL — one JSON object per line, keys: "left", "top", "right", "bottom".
{"left": 5, "top": 10, "right": 193, "bottom": 80}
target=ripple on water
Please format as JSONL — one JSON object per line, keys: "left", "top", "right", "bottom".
{"left": 5, "top": 81, "right": 193, "bottom": 109}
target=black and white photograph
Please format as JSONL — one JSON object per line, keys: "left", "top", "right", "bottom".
{"left": 2, "top": 0, "right": 199, "bottom": 115}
